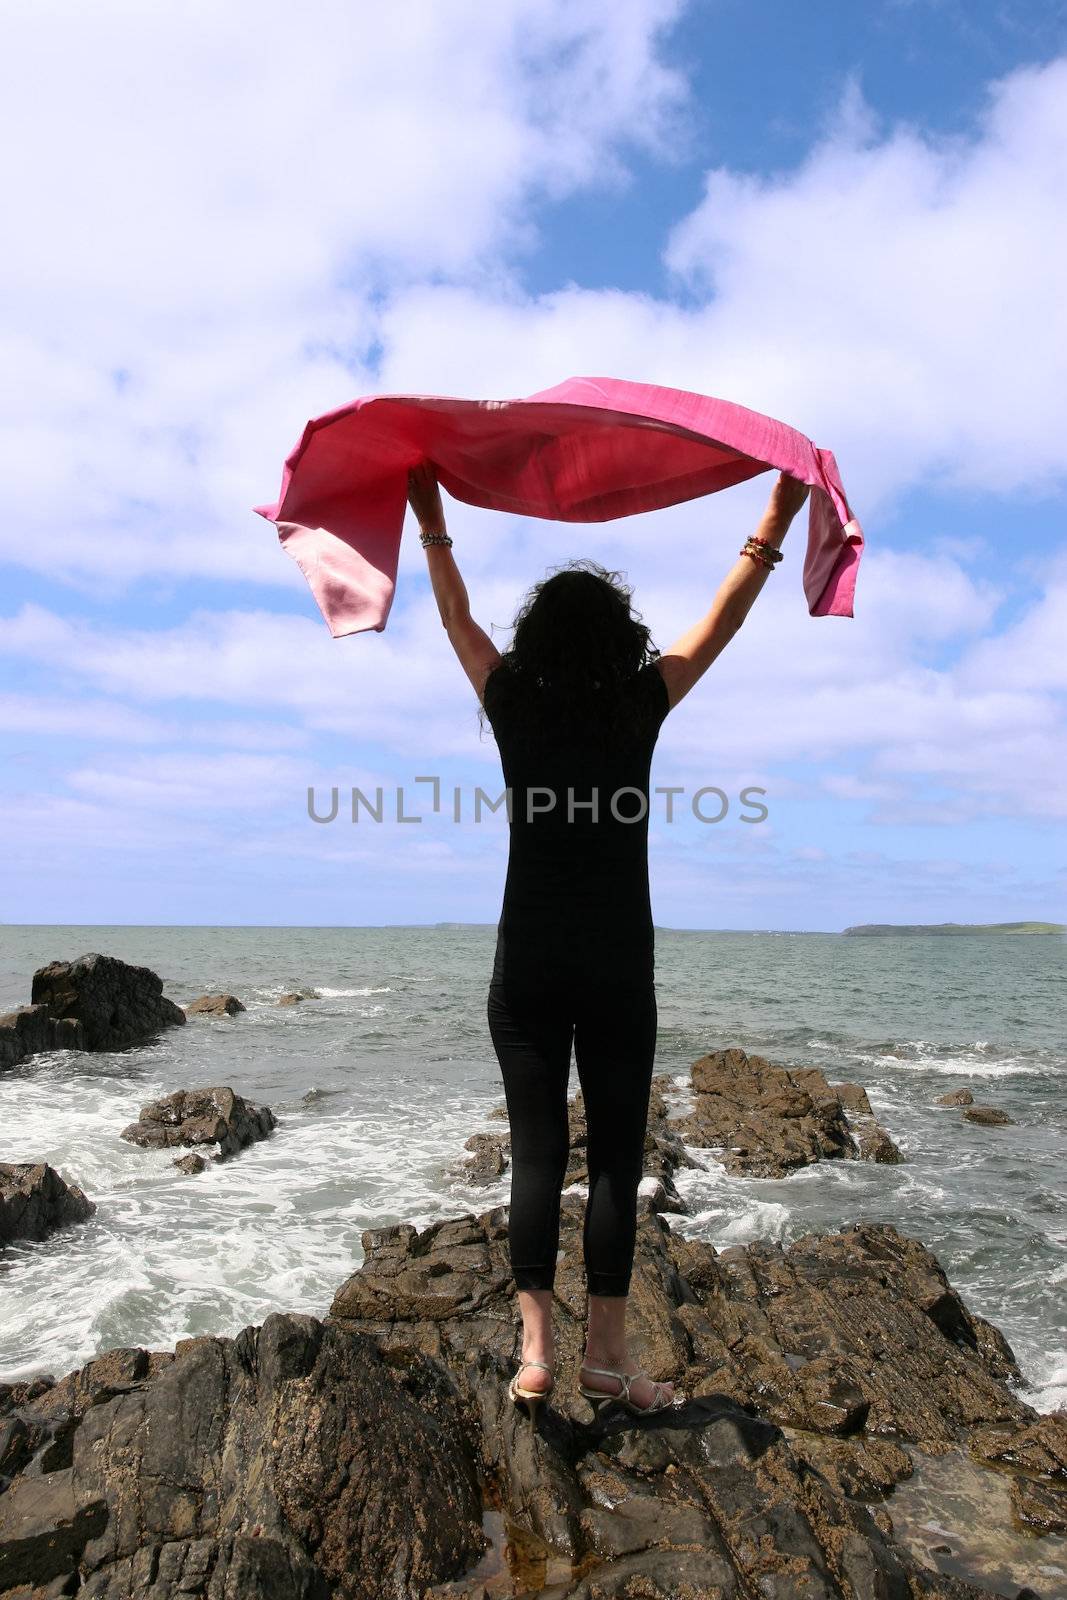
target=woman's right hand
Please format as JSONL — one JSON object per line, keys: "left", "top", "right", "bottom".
{"left": 764, "top": 471, "right": 811, "bottom": 529}
{"left": 407, "top": 461, "right": 447, "bottom": 535}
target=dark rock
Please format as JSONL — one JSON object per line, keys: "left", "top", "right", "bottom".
{"left": 14, "top": 947, "right": 187, "bottom": 1062}
{"left": 0, "top": 1005, "right": 87, "bottom": 1069}
{"left": 300, "top": 1086, "right": 337, "bottom": 1106}
{"left": 0, "top": 1315, "right": 485, "bottom": 1599}
{"left": 854, "top": 1121, "right": 906, "bottom": 1163}
{"left": 1011, "top": 1474, "right": 1067, "bottom": 1534}
{"left": 172, "top": 1154, "right": 207, "bottom": 1175}
{"left": 120, "top": 1087, "right": 276, "bottom": 1161}
{"left": 184, "top": 994, "right": 245, "bottom": 1017}
{"left": 963, "top": 1105, "right": 1014, "bottom": 1126}
{"left": 4, "top": 1195, "right": 1054, "bottom": 1597}
{"left": 276, "top": 988, "right": 320, "bottom": 1006}
{"left": 969, "top": 1413, "right": 1067, "bottom": 1477}
{"left": 0, "top": 1468, "right": 107, "bottom": 1591}
{"left": 327, "top": 1202, "right": 1047, "bottom": 1595}
{"left": 458, "top": 1132, "right": 507, "bottom": 1183}
{"left": 937, "top": 1088, "right": 975, "bottom": 1106}
{"left": 0, "top": 1164, "right": 95, "bottom": 1247}
{"left": 674, "top": 1046, "right": 903, "bottom": 1177}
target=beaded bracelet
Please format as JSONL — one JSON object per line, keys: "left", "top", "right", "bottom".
{"left": 746, "top": 536, "right": 784, "bottom": 563}
{"left": 740, "top": 542, "right": 776, "bottom": 571}
{"left": 742, "top": 537, "right": 783, "bottom": 567}
{"left": 419, "top": 530, "right": 453, "bottom": 547}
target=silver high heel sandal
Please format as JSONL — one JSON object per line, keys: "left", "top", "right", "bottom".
{"left": 508, "top": 1359, "right": 554, "bottom": 1426}
{"left": 578, "top": 1362, "right": 685, "bottom": 1418}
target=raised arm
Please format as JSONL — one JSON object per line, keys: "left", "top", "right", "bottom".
{"left": 655, "top": 472, "right": 811, "bottom": 712}
{"left": 407, "top": 463, "right": 502, "bottom": 703}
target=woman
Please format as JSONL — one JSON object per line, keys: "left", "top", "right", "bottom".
{"left": 407, "top": 462, "right": 811, "bottom": 1423}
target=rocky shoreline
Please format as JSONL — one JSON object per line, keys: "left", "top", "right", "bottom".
{"left": 2, "top": 1196, "right": 1065, "bottom": 1598}
{"left": 1, "top": 959, "right": 1065, "bottom": 1597}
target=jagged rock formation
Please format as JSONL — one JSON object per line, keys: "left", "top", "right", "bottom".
{"left": 327, "top": 1202, "right": 1066, "bottom": 1596}
{"left": 674, "top": 1046, "right": 904, "bottom": 1178}
{"left": 0, "top": 1164, "right": 95, "bottom": 1248}
{"left": 1, "top": 954, "right": 185, "bottom": 1071}
{"left": 120, "top": 1087, "right": 276, "bottom": 1162}
{"left": 0, "top": 1006, "right": 85, "bottom": 1070}
{"left": 0, "top": 1319, "right": 484, "bottom": 1598}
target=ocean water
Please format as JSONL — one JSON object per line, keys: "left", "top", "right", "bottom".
{"left": 1, "top": 924, "right": 1064, "bottom": 1413}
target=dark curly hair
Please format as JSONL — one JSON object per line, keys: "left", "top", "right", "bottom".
{"left": 479, "top": 558, "right": 661, "bottom": 747}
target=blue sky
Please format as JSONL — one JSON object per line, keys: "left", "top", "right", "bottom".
{"left": 1, "top": 0, "right": 1065, "bottom": 931}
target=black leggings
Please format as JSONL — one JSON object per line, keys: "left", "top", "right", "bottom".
{"left": 486, "top": 955, "right": 657, "bottom": 1297}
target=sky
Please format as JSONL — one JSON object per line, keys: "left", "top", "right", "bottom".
{"left": 1, "top": 0, "right": 1065, "bottom": 932}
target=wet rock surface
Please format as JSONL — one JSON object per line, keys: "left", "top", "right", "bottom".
{"left": 2, "top": 1200, "right": 1064, "bottom": 1595}
{"left": 277, "top": 989, "right": 320, "bottom": 1006}
{"left": 0, "top": 1317, "right": 485, "bottom": 1599}
{"left": 0, "top": 1164, "right": 95, "bottom": 1248}
{"left": 2, "top": 954, "right": 186, "bottom": 1071}
{"left": 674, "top": 1046, "right": 904, "bottom": 1178}
{"left": 172, "top": 1153, "right": 207, "bottom": 1175}
{"left": 325, "top": 1202, "right": 1064, "bottom": 1597}
{"left": 0, "top": 1006, "right": 86, "bottom": 1071}
{"left": 30, "top": 954, "right": 186, "bottom": 1053}
{"left": 120, "top": 1087, "right": 277, "bottom": 1161}
{"left": 184, "top": 994, "right": 246, "bottom": 1017}
{"left": 963, "top": 1106, "right": 1014, "bottom": 1127}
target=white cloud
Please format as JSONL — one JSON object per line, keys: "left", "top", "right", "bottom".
{"left": 956, "top": 565, "right": 1067, "bottom": 694}
{"left": 664, "top": 55, "right": 1067, "bottom": 494}
{"left": 0, "top": 0, "right": 686, "bottom": 587}
{"left": 2, "top": 523, "right": 1062, "bottom": 821}
{"left": 0, "top": 693, "right": 312, "bottom": 750}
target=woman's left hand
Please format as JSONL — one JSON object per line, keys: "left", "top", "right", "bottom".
{"left": 408, "top": 462, "right": 447, "bottom": 535}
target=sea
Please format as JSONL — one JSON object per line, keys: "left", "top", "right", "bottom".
{"left": 1, "top": 924, "right": 1064, "bottom": 1412}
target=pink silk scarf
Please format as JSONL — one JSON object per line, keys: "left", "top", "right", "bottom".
{"left": 253, "top": 375, "right": 864, "bottom": 638}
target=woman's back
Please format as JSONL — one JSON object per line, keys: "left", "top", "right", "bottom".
{"left": 483, "top": 660, "right": 670, "bottom": 974}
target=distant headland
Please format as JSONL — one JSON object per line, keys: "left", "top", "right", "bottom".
{"left": 842, "top": 921, "right": 1065, "bottom": 936}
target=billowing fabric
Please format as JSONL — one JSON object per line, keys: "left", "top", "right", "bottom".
{"left": 253, "top": 375, "right": 864, "bottom": 638}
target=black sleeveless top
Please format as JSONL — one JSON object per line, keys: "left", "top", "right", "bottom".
{"left": 483, "top": 661, "right": 670, "bottom": 979}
